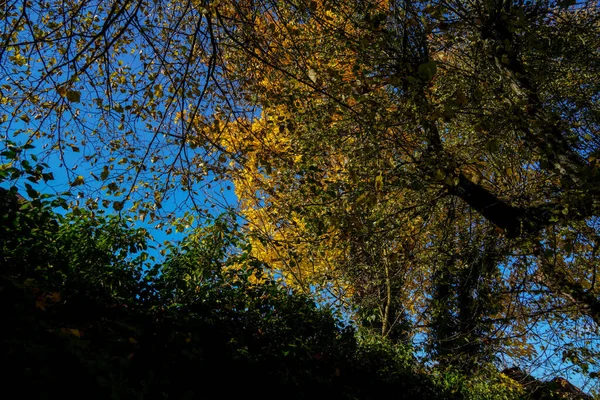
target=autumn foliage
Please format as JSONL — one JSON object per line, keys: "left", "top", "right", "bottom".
{"left": 1, "top": 0, "right": 600, "bottom": 395}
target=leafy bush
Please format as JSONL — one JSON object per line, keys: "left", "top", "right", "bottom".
{"left": 431, "top": 365, "right": 523, "bottom": 400}
{"left": 0, "top": 149, "right": 537, "bottom": 400}
{"left": 1, "top": 183, "right": 443, "bottom": 399}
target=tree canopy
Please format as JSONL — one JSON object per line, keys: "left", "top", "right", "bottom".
{"left": 2, "top": 0, "right": 600, "bottom": 392}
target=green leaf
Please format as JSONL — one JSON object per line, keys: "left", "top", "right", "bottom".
{"left": 66, "top": 90, "right": 81, "bottom": 103}
{"left": 1, "top": 150, "right": 18, "bottom": 160}
{"left": 113, "top": 201, "right": 124, "bottom": 211}
{"left": 42, "top": 172, "right": 54, "bottom": 182}
{"left": 100, "top": 166, "right": 110, "bottom": 180}
{"left": 107, "top": 182, "right": 119, "bottom": 192}
{"left": 25, "top": 183, "right": 38, "bottom": 199}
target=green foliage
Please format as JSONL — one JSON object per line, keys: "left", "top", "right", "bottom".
{"left": 431, "top": 365, "right": 524, "bottom": 400}
{"left": 150, "top": 214, "right": 241, "bottom": 302}
{"left": 1, "top": 151, "right": 588, "bottom": 399}
{"left": 0, "top": 172, "right": 446, "bottom": 399}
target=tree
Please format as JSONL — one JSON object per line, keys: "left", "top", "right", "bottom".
{"left": 2, "top": 0, "right": 599, "bottom": 386}
{"left": 205, "top": 0, "right": 600, "bottom": 380}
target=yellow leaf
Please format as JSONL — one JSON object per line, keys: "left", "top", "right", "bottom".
{"left": 70, "top": 175, "right": 85, "bottom": 187}
{"left": 433, "top": 169, "right": 446, "bottom": 181}
{"left": 48, "top": 292, "right": 61, "bottom": 302}
{"left": 375, "top": 174, "right": 383, "bottom": 191}
{"left": 61, "top": 328, "right": 82, "bottom": 338}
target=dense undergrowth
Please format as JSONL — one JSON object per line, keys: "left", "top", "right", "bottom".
{"left": 0, "top": 170, "right": 584, "bottom": 399}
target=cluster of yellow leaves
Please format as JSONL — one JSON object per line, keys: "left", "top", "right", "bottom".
{"left": 60, "top": 328, "right": 83, "bottom": 338}
{"left": 198, "top": 0, "right": 451, "bottom": 311}
{"left": 193, "top": 108, "right": 349, "bottom": 292}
